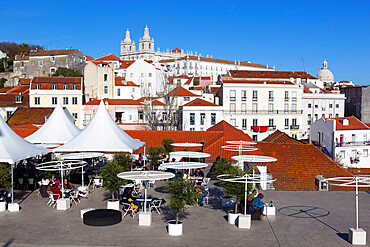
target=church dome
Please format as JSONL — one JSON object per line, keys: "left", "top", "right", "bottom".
{"left": 317, "top": 60, "right": 334, "bottom": 81}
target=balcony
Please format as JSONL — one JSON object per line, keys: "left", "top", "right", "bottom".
{"left": 251, "top": 126, "right": 268, "bottom": 132}
{"left": 336, "top": 141, "right": 370, "bottom": 147}
{"left": 268, "top": 125, "right": 276, "bottom": 130}
{"left": 269, "top": 97, "right": 274, "bottom": 101}
{"left": 224, "top": 110, "right": 303, "bottom": 115}
{"left": 284, "top": 97, "right": 289, "bottom": 101}
{"left": 290, "top": 125, "right": 300, "bottom": 130}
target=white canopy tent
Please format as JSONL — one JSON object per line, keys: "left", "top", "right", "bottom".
{"left": 25, "top": 103, "right": 81, "bottom": 145}
{"left": 55, "top": 101, "right": 145, "bottom": 153}
{"left": 0, "top": 116, "right": 51, "bottom": 203}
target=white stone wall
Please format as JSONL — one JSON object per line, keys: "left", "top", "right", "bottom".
{"left": 181, "top": 105, "right": 222, "bottom": 131}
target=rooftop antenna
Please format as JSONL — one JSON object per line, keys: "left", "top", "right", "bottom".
{"left": 301, "top": 55, "right": 306, "bottom": 72}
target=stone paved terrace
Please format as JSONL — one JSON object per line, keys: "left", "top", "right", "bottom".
{"left": 0, "top": 181, "right": 369, "bottom": 247}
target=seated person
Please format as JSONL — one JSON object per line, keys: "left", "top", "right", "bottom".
{"left": 51, "top": 184, "right": 62, "bottom": 200}
{"left": 194, "top": 168, "right": 204, "bottom": 178}
{"left": 39, "top": 177, "right": 50, "bottom": 198}
{"left": 183, "top": 170, "right": 190, "bottom": 179}
{"left": 63, "top": 178, "right": 75, "bottom": 190}
{"left": 131, "top": 186, "right": 141, "bottom": 198}
{"left": 248, "top": 190, "right": 257, "bottom": 204}
{"left": 128, "top": 198, "right": 138, "bottom": 216}
{"left": 195, "top": 182, "right": 207, "bottom": 206}
{"left": 252, "top": 193, "right": 265, "bottom": 216}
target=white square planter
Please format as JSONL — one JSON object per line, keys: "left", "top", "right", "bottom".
{"left": 57, "top": 198, "right": 70, "bottom": 211}
{"left": 7, "top": 203, "right": 20, "bottom": 212}
{"left": 349, "top": 228, "right": 366, "bottom": 245}
{"left": 238, "top": 214, "right": 251, "bottom": 229}
{"left": 0, "top": 201, "right": 6, "bottom": 212}
{"left": 80, "top": 208, "right": 95, "bottom": 218}
{"left": 139, "top": 212, "right": 152, "bottom": 226}
{"left": 266, "top": 205, "right": 276, "bottom": 216}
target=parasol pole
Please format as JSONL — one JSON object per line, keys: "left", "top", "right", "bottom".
{"left": 11, "top": 162, "right": 14, "bottom": 204}
{"left": 244, "top": 175, "right": 247, "bottom": 215}
{"left": 355, "top": 176, "right": 359, "bottom": 230}
{"left": 61, "top": 162, "right": 64, "bottom": 199}
{"left": 82, "top": 165, "right": 84, "bottom": 187}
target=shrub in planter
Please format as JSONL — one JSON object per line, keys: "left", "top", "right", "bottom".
{"left": 0, "top": 163, "right": 11, "bottom": 191}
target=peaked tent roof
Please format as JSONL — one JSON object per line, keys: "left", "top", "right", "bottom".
{"left": 0, "top": 116, "right": 50, "bottom": 164}
{"left": 25, "top": 103, "right": 81, "bottom": 144}
{"left": 55, "top": 101, "right": 145, "bottom": 152}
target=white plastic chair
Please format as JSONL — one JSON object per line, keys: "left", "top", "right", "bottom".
{"left": 28, "top": 178, "right": 36, "bottom": 190}
{"left": 93, "top": 178, "right": 103, "bottom": 190}
{"left": 69, "top": 191, "right": 80, "bottom": 205}
{"left": 47, "top": 194, "right": 60, "bottom": 208}
{"left": 122, "top": 202, "right": 135, "bottom": 218}
{"left": 150, "top": 199, "right": 162, "bottom": 214}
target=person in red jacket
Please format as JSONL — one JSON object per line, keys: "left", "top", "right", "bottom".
{"left": 51, "top": 184, "right": 62, "bottom": 200}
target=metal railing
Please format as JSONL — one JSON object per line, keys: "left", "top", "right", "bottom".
{"left": 290, "top": 125, "right": 300, "bottom": 130}
{"left": 336, "top": 141, "right": 370, "bottom": 147}
{"left": 224, "top": 110, "right": 303, "bottom": 115}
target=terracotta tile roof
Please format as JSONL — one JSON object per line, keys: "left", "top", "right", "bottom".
{"left": 171, "top": 48, "right": 181, "bottom": 53}
{"left": 115, "top": 77, "right": 138, "bottom": 86}
{"left": 347, "top": 167, "right": 370, "bottom": 175}
{"left": 95, "top": 54, "right": 121, "bottom": 61}
{"left": 137, "top": 98, "right": 166, "bottom": 106}
{"left": 184, "top": 77, "right": 194, "bottom": 85}
{"left": 31, "top": 77, "right": 82, "bottom": 90}
{"left": 168, "top": 75, "right": 190, "bottom": 84}
{"left": 324, "top": 116, "right": 370, "bottom": 131}
{"left": 168, "top": 86, "right": 200, "bottom": 97}
{"left": 7, "top": 107, "right": 54, "bottom": 125}
{"left": 0, "top": 87, "right": 13, "bottom": 93}
{"left": 119, "top": 60, "right": 135, "bottom": 69}
{"left": 222, "top": 79, "right": 295, "bottom": 85}
{"left": 183, "top": 98, "right": 220, "bottom": 107}
{"left": 30, "top": 49, "right": 79, "bottom": 56}
{"left": 0, "top": 94, "right": 29, "bottom": 107}
{"left": 229, "top": 70, "right": 316, "bottom": 79}
{"left": 84, "top": 99, "right": 141, "bottom": 106}
{"left": 257, "top": 142, "right": 352, "bottom": 190}
{"left": 19, "top": 78, "right": 31, "bottom": 85}
{"left": 10, "top": 124, "right": 39, "bottom": 138}
{"left": 7, "top": 85, "right": 29, "bottom": 94}
{"left": 365, "top": 123, "right": 370, "bottom": 128}
{"left": 320, "top": 88, "right": 332, "bottom": 93}
{"left": 263, "top": 130, "right": 307, "bottom": 144}
{"left": 91, "top": 61, "right": 111, "bottom": 67}
{"left": 85, "top": 55, "right": 94, "bottom": 61}
{"left": 304, "top": 87, "right": 312, "bottom": 93}
{"left": 159, "top": 56, "right": 271, "bottom": 69}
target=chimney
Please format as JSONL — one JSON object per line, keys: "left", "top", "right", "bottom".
{"left": 343, "top": 119, "right": 349, "bottom": 126}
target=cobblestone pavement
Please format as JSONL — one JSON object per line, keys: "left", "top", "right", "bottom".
{"left": 0, "top": 181, "right": 369, "bottom": 247}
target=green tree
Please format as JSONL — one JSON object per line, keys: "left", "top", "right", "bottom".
{"left": 164, "top": 177, "right": 199, "bottom": 224}
{"left": 0, "top": 78, "right": 7, "bottom": 88}
{"left": 0, "top": 163, "right": 12, "bottom": 190}
{"left": 147, "top": 146, "right": 165, "bottom": 170}
{"left": 53, "top": 67, "right": 83, "bottom": 77}
{"left": 162, "top": 138, "right": 174, "bottom": 154}
{"left": 18, "top": 43, "right": 29, "bottom": 57}
{"left": 212, "top": 158, "right": 250, "bottom": 214}
{"left": 99, "top": 153, "right": 133, "bottom": 201}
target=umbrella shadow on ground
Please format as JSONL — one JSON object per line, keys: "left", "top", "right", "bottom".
{"left": 278, "top": 205, "right": 349, "bottom": 243}
{"left": 14, "top": 190, "right": 33, "bottom": 204}
{"left": 154, "top": 185, "right": 168, "bottom": 194}
{"left": 206, "top": 186, "right": 226, "bottom": 211}
{"left": 3, "top": 238, "right": 14, "bottom": 247}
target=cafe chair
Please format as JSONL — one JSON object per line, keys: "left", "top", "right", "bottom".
{"left": 28, "top": 178, "right": 36, "bottom": 190}
{"left": 69, "top": 191, "right": 80, "bottom": 205}
{"left": 150, "top": 199, "right": 162, "bottom": 214}
{"left": 93, "top": 178, "right": 103, "bottom": 190}
{"left": 122, "top": 203, "right": 135, "bottom": 218}
{"left": 47, "top": 194, "right": 60, "bottom": 208}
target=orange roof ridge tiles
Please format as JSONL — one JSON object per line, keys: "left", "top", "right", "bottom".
{"left": 183, "top": 98, "right": 220, "bottom": 107}
{"left": 32, "top": 77, "right": 82, "bottom": 83}
{"left": 91, "top": 61, "right": 111, "bottom": 66}
{"left": 7, "top": 85, "right": 30, "bottom": 94}
{"left": 30, "top": 49, "right": 79, "bottom": 56}
{"left": 19, "top": 78, "right": 31, "bottom": 85}
{"left": 324, "top": 116, "right": 370, "bottom": 130}
{"left": 262, "top": 130, "right": 307, "bottom": 144}
{"left": 120, "top": 60, "right": 135, "bottom": 68}
{"left": 10, "top": 124, "right": 39, "bottom": 138}
{"left": 222, "top": 79, "right": 295, "bottom": 85}
{"left": 304, "top": 87, "right": 312, "bottom": 93}
{"left": 229, "top": 70, "right": 317, "bottom": 79}
{"left": 159, "top": 56, "right": 271, "bottom": 69}
{"left": 95, "top": 54, "right": 121, "bottom": 61}
{"left": 84, "top": 99, "right": 140, "bottom": 106}
{"left": 168, "top": 86, "right": 200, "bottom": 97}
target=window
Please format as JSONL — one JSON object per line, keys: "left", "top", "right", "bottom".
{"left": 84, "top": 114, "right": 91, "bottom": 125}
{"left": 63, "top": 84, "right": 69, "bottom": 90}
{"left": 230, "top": 118, "right": 236, "bottom": 127}
{"left": 241, "top": 90, "right": 246, "bottom": 101}
{"left": 211, "top": 113, "right": 216, "bottom": 125}
{"left": 252, "top": 103, "right": 257, "bottom": 113}
{"left": 284, "top": 104, "right": 289, "bottom": 113}
{"left": 6, "top": 111, "right": 12, "bottom": 120}
{"left": 285, "top": 91, "right": 289, "bottom": 101}
{"left": 132, "top": 88, "right": 135, "bottom": 92}
{"left": 329, "top": 113, "right": 333, "bottom": 118}
{"left": 230, "top": 90, "right": 236, "bottom": 101}
{"left": 34, "top": 84, "right": 40, "bottom": 90}
{"left": 200, "top": 113, "right": 205, "bottom": 125}
{"left": 307, "top": 114, "right": 311, "bottom": 125}
{"left": 38, "top": 60, "right": 43, "bottom": 67}
{"left": 335, "top": 114, "right": 339, "bottom": 117}
{"left": 292, "top": 104, "right": 297, "bottom": 113}
{"left": 268, "top": 119, "right": 274, "bottom": 127}
{"left": 15, "top": 95, "right": 22, "bottom": 103}
{"left": 352, "top": 134, "right": 356, "bottom": 143}
{"left": 190, "top": 113, "right": 195, "bottom": 125}
{"left": 104, "top": 86, "right": 108, "bottom": 94}
{"left": 72, "top": 97, "right": 78, "bottom": 105}
{"left": 52, "top": 84, "right": 58, "bottom": 90}
{"left": 72, "top": 84, "right": 78, "bottom": 90}
{"left": 252, "top": 90, "right": 257, "bottom": 101}
{"left": 364, "top": 149, "right": 368, "bottom": 157}
{"left": 50, "top": 68, "right": 56, "bottom": 75}
{"left": 269, "top": 91, "right": 274, "bottom": 101}
{"left": 72, "top": 56, "right": 76, "bottom": 62}
{"left": 285, "top": 118, "right": 289, "bottom": 129}
{"left": 252, "top": 135, "right": 258, "bottom": 141}
{"left": 241, "top": 103, "right": 246, "bottom": 113}
{"left": 322, "top": 114, "right": 325, "bottom": 118}
{"left": 242, "top": 119, "right": 247, "bottom": 130}
{"left": 315, "top": 104, "right": 318, "bottom": 108}
{"left": 253, "top": 119, "right": 258, "bottom": 126}
{"left": 340, "top": 151, "right": 345, "bottom": 158}
{"left": 336, "top": 104, "right": 339, "bottom": 108}
{"left": 315, "top": 114, "right": 318, "bottom": 121}
{"left": 292, "top": 91, "right": 297, "bottom": 101}
{"left": 63, "top": 97, "right": 69, "bottom": 105}
{"left": 149, "top": 73, "right": 152, "bottom": 77}
{"left": 117, "top": 88, "right": 121, "bottom": 96}
{"left": 230, "top": 103, "right": 236, "bottom": 113}
{"left": 329, "top": 104, "right": 333, "bottom": 108}
{"left": 184, "top": 97, "right": 190, "bottom": 101}
{"left": 190, "top": 128, "right": 195, "bottom": 131}
{"left": 268, "top": 103, "right": 273, "bottom": 113}
{"left": 308, "top": 103, "right": 312, "bottom": 108}
{"left": 72, "top": 113, "right": 78, "bottom": 120}
{"left": 51, "top": 97, "right": 57, "bottom": 105}
{"left": 104, "top": 74, "right": 108, "bottom": 82}
{"left": 34, "top": 97, "right": 40, "bottom": 105}
{"left": 21, "top": 62, "right": 24, "bottom": 67}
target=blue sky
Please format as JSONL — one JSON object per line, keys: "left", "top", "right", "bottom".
{"left": 1, "top": 0, "right": 369, "bottom": 84}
